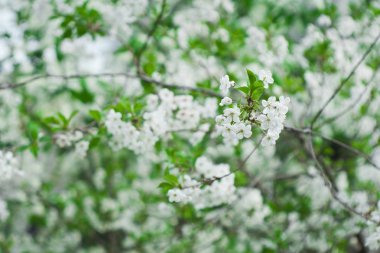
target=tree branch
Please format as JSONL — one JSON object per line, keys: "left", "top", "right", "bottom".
{"left": 284, "top": 126, "right": 380, "bottom": 171}
{"left": 306, "top": 135, "right": 372, "bottom": 222}
{"left": 0, "top": 72, "right": 223, "bottom": 98}
{"left": 135, "top": 0, "right": 167, "bottom": 71}
{"left": 315, "top": 69, "right": 379, "bottom": 129}
{"left": 310, "top": 31, "right": 380, "bottom": 128}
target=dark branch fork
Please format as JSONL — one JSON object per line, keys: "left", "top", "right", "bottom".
{"left": 306, "top": 135, "right": 373, "bottom": 222}
{"left": 284, "top": 126, "right": 380, "bottom": 171}
{"left": 286, "top": 125, "right": 379, "bottom": 222}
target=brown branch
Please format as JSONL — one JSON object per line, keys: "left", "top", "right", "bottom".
{"left": 0, "top": 72, "right": 223, "bottom": 98}
{"left": 135, "top": 0, "right": 167, "bottom": 71}
{"left": 284, "top": 126, "right": 380, "bottom": 171}
{"left": 310, "top": 31, "right": 380, "bottom": 128}
{"left": 306, "top": 134, "right": 373, "bottom": 222}
{"left": 182, "top": 135, "right": 264, "bottom": 189}
{"left": 315, "top": 69, "right": 379, "bottom": 129}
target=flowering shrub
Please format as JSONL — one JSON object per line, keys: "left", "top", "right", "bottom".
{"left": 0, "top": 0, "right": 380, "bottom": 252}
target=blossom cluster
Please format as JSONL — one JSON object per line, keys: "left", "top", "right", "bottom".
{"left": 215, "top": 106, "right": 253, "bottom": 145}
{"left": 105, "top": 89, "right": 217, "bottom": 155}
{"left": 215, "top": 71, "right": 290, "bottom": 146}
{"left": 55, "top": 131, "right": 90, "bottom": 158}
{"left": 0, "top": 150, "right": 20, "bottom": 181}
{"left": 167, "top": 156, "right": 236, "bottom": 209}
{"left": 256, "top": 96, "right": 290, "bottom": 146}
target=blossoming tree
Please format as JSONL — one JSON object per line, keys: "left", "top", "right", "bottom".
{"left": 0, "top": 0, "right": 380, "bottom": 252}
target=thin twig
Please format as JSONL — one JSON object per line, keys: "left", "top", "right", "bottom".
{"left": 310, "top": 31, "right": 380, "bottom": 128}
{"left": 284, "top": 126, "right": 380, "bottom": 170}
{"left": 135, "top": 0, "right": 167, "bottom": 70}
{"left": 306, "top": 135, "right": 373, "bottom": 222}
{"left": 0, "top": 72, "right": 223, "bottom": 98}
{"left": 182, "top": 135, "right": 264, "bottom": 189}
{"left": 315, "top": 69, "right": 379, "bottom": 129}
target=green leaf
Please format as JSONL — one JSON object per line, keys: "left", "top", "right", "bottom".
{"left": 164, "top": 174, "right": 179, "bottom": 186}
{"left": 30, "top": 142, "right": 39, "bottom": 158}
{"left": 236, "top": 86, "right": 250, "bottom": 94}
{"left": 57, "top": 113, "right": 69, "bottom": 127}
{"left": 27, "top": 123, "right": 39, "bottom": 142}
{"left": 158, "top": 182, "right": 174, "bottom": 193}
{"left": 89, "top": 110, "right": 102, "bottom": 121}
{"left": 251, "top": 80, "right": 265, "bottom": 100}
{"left": 246, "top": 69, "right": 257, "bottom": 87}
{"left": 89, "top": 136, "right": 100, "bottom": 149}
{"left": 69, "top": 79, "right": 94, "bottom": 104}
{"left": 158, "top": 182, "right": 174, "bottom": 189}
{"left": 251, "top": 87, "right": 264, "bottom": 100}
{"left": 44, "top": 116, "right": 61, "bottom": 126}
{"left": 68, "top": 110, "right": 79, "bottom": 122}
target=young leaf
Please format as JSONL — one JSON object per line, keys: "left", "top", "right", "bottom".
{"left": 251, "top": 85, "right": 265, "bottom": 100}
{"left": 89, "top": 110, "right": 102, "bottom": 121}
{"left": 27, "top": 123, "right": 40, "bottom": 142}
{"left": 250, "top": 80, "right": 265, "bottom": 100}
{"left": 164, "top": 174, "right": 179, "bottom": 186}
{"left": 89, "top": 136, "right": 101, "bottom": 149}
{"left": 158, "top": 182, "right": 174, "bottom": 193}
{"left": 246, "top": 69, "right": 257, "bottom": 86}
{"left": 30, "top": 142, "right": 39, "bottom": 158}
{"left": 236, "top": 86, "right": 250, "bottom": 95}
{"left": 44, "top": 116, "right": 61, "bottom": 126}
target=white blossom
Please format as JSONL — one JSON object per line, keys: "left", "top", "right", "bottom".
{"left": 75, "top": 140, "right": 89, "bottom": 158}
{"left": 219, "top": 75, "right": 235, "bottom": 94}
{"left": 0, "top": 150, "right": 20, "bottom": 181}
{"left": 258, "top": 70, "right": 274, "bottom": 89}
{"left": 220, "top": 96, "right": 232, "bottom": 106}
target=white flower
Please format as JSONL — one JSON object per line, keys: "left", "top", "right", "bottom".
{"left": 262, "top": 134, "right": 278, "bottom": 146}
{"left": 105, "top": 109, "right": 122, "bottom": 123}
{"left": 56, "top": 134, "right": 71, "bottom": 148}
{"left": 219, "top": 75, "right": 235, "bottom": 94}
{"left": 262, "top": 96, "right": 277, "bottom": 114}
{"left": 257, "top": 114, "right": 270, "bottom": 130}
{"left": 75, "top": 140, "right": 90, "bottom": 158}
{"left": 215, "top": 115, "right": 226, "bottom": 125}
{"left": 220, "top": 96, "right": 232, "bottom": 106}
{"left": 0, "top": 199, "right": 9, "bottom": 221}
{"left": 235, "top": 123, "right": 252, "bottom": 139}
{"left": 0, "top": 151, "right": 20, "bottom": 181}
{"left": 317, "top": 15, "right": 331, "bottom": 27}
{"left": 146, "top": 94, "right": 159, "bottom": 111}
{"left": 259, "top": 96, "right": 290, "bottom": 146}
{"left": 174, "top": 95, "right": 193, "bottom": 109}
{"left": 223, "top": 107, "right": 240, "bottom": 123}
{"left": 258, "top": 70, "right": 274, "bottom": 89}
{"left": 366, "top": 227, "right": 380, "bottom": 250}
{"left": 222, "top": 124, "right": 237, "bottom": 137}
{"left": 168, "top": 189, "right": 186, "bottom": 203}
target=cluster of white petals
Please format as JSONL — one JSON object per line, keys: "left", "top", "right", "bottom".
{"left": 55, "top": 131, "right": 84, "bottom": 148}
{"left": 219, "top": 75, "right": 235, "bottom": 94}
{"left": 258, "top": 70, "right": 274, "bottom": 89}
{"left": 0, "top": 150, "right": 21, "bottom": 181}
{"left": 215, "top": 106, "right": 253, "bottom": 145}
{"left": 75, "top": 141, "right": 89, "bottom": 158}
{"left": 167, "top": 156, "right": 236, "bottom": 209}
{"left": 105, "top": 89, "right": 217, "bottom": 155}
{"left": 256, "top": 96, "right": 290, "bottom": 146}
